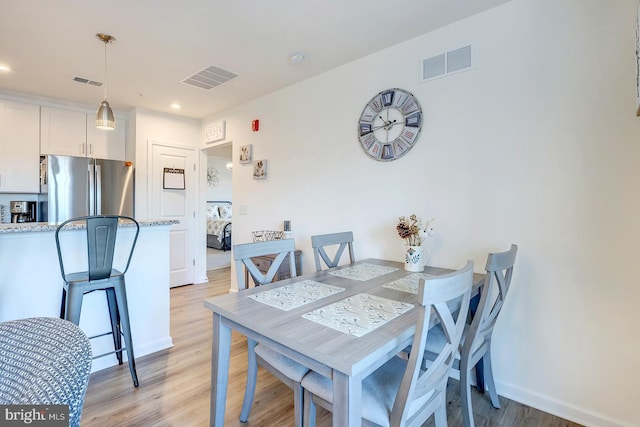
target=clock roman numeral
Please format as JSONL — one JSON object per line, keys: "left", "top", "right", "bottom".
{"left": 405, "top": 112, "right": 421, "bottom": 127}
{"left": 368, "top": 95, "right": 384, "bottom": 112}
{"left": 359, "top": 122, "right": 372, "bottom": 136}
{"left": 381, "top": 144, "right": 394, "bottom": 160}
{"left": 381, "top": 90, "right": 394, "bottom": 107}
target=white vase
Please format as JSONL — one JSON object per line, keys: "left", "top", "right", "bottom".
{"left": 404, "top": 245, "right": 424, "bottom": 272}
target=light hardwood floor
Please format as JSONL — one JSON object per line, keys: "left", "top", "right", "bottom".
{"left": 82, "top": 268, "right": 582, "bottom": 426}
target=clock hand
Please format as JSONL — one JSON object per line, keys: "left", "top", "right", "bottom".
{"left": 371, "top": 119, "right": 397, "bottom": 131}
{"left": 378, "top": 115, "right": 389, "bottom": 124}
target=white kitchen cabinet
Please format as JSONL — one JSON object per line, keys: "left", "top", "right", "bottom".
{"left": 0, "top": 100, "right": 40, "bottom": 193}
{"left": 41, "top": 106, "right": 125, "bottom": 161}
{"left": 86, "top": 116, "right": 125, "bottom": 161}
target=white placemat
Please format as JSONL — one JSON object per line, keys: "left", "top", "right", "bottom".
{"left": 248, "top": 280, "right": 345, "bottom": 311}
{"left": 301, "top": 293, "right": 414, "bottom": 337}
{"left": 382, "top": 273, "right": 435, "bottom": 294}
{"left": 328, "top": 263, "right": 398, "bottom": 281}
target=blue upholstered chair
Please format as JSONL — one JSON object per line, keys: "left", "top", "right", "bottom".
{"left": 302, "top": 262, "right": 475, "bottom": 427}
{"left": 422, "top": 244, "right": 518, "bottom": 427}
{"left": 234, "top": 239, "right": 309, "bottom": 427}
{"left": 0, "top": 317, "right": 92, "bottom": 427}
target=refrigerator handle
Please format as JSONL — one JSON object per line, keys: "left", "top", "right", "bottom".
{"left": 88, "top": 163, "right": 95, "bottom": 215}
{"left": 95, "top": 163, "right": 102, "bottom": 215}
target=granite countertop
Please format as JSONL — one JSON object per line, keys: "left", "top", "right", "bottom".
{"left": 0, "top": 219, "right": 179, "bottom": 234}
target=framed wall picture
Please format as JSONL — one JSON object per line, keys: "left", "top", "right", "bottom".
{"left": 239, "top": 144, "right": 253, "bottom": 164}
{"left": 253, "top": 159, "right": 267, "bottom": 180}
{"left": 205, "top": 120, "right": 226, "bottom": 143}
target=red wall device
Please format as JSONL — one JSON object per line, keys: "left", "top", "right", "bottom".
{"left": 252, "top": 119, "right": 259, "bottom": 132}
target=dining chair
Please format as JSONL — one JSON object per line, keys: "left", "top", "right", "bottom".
{"left": 302, "top": 261, "right": 475, "bottom": 427}
{"left": 234, "top": 238, "right": 309, "bottom": 427}
{"left": 310, "top": 231, "right": 355, "bottom": 271}
{"left": 234, "top": 238, "right": 297, "bottom": 289}
{"left": 422, "top": 244, "right": 518, "bottom": 427}
{"left": 55, "top": 215, "right": 140, "bottom": 387}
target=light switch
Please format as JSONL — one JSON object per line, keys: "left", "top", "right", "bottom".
{"left": 239, "top": 205, "right": 248, "bottom": 215}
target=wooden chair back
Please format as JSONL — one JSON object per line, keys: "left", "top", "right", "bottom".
{"left": 310, "top": 231, "right": 355, "bottom": 271}
{"left": 464, "top": 244, "right": 518, "bottom": 363}
{"left": 234, "top": 238, "right": 297, "bottom": 289}
{"left": 391, "top": 261, "right": 474, "bottom": 426}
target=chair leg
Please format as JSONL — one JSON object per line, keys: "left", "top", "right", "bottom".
{"left": 63, "top": 287, "right": 85, "bottom": 326}
{"left": 303, "top": 389, "right": 316, "bottom": 427}
{"left": 60, "top": 288, "right": 67, "bottom": 319}
{"left": 459, "top": 361, "right": 475, "bottom": 427}
{"left": 114, "top": 281, "right": 139, "bottom": 387}
{"left": 434, "top": 395, "right": 448, "bottom": 427}
{"left": 482, "top": 349, "right": 500, "bottom": 408}
{"left": 292, "top": 382, "right": 304, "bottom": 427}
{"left": 240, "top": 338, "right": 259, "bottom": 422}
{"left": 105, "top": 288, "right": 123, "bottom": 365}
{"left": 474, "top": 357, "right": 485, "bottom": 393}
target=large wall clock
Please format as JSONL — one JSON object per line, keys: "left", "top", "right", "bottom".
{"left": 358, "top": 88, "right": 423, "bottom": 161}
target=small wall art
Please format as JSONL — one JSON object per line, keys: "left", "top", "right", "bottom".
{"left": 239, "top": 144, "right": 253, "bottom": 164}
{"left": 253, "top": 159, "right": 267, "bottom": 180}
{"left": 163, "top": 167, "right": 185, "bottom": 190}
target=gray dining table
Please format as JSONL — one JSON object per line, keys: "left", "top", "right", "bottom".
{"left": 203, "top": 258, "right": 485, "bottom": 427}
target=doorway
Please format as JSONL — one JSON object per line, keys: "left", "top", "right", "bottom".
{"left": 204, "top": 142, "right": 232, "bottom": 271}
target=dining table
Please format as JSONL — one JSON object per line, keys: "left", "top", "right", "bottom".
{"left": 203, "top": 258, "right": 485, "bottom": 427}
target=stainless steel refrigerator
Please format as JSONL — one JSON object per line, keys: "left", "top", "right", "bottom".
{"left": 43, "top": 155, "right": 134, "bottom": 222}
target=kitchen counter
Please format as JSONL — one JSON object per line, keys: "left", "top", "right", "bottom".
{"left": 0, "top": 219, "right": 176, "bottom": 373}
{"left": 0, "top": 219, "right": 177, "bottom": 233}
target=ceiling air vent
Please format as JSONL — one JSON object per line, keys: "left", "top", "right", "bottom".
{"left": 182, "top": 65, "right": 238, "bottom": 91}
{"left": 421, "top": 45, "right": 472, "bottom": 82}
{"left": 72, "top": 76, "right": 103, "bottom": 87}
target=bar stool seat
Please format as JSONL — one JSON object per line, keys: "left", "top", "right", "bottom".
{"left": 55, "top": 215, "right": 140, "bottom": 387}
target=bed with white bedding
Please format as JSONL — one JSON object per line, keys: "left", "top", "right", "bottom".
{"left": 206, "top": 201, "right": 232, "bottom": 251}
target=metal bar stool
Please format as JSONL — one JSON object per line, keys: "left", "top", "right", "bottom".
{"left": 55, "top": 215, "right": 140, "bottom": 387}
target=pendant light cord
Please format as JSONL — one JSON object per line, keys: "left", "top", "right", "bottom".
{"left": 103, "top": 40, "right": 108, "bottom": 101}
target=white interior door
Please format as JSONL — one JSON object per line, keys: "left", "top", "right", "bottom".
{"left": 150, "top": 143, "right": 196, "bottom": 287}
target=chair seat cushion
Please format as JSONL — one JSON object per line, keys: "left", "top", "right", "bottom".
{"left": 301, "top": 356, "right": 434, "bottom": 427}
{"left": 0, "top": 317, "right": 92, "bottom": 427}
{"left": 255, "top": 343, "right": 309, "bottom": 381}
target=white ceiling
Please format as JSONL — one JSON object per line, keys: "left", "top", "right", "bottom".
{"left": 0, "top": 0, "right": 509, "bottom": 120}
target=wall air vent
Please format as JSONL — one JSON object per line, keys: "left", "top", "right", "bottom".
{"left": 182, "top": 65, "right": 238, "bottom": 91}
{"left": 72, "top": 76, "right": 103, "bottom": 87}
{"left": 421, "top": 45, "right": 472, "bottom": 82}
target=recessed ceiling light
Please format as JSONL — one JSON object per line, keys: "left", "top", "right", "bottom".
{"left": 170, "top": 103, "right": 181, "bottom": 109}
{"left": 289, "top": 52, "right": 306, "bottom": 64}
{"left": 0, "top": 65, "right": 11, "bottom": 72}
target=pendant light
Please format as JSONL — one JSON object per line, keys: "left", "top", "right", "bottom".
{"left": 96, "top": 33, "right": 116, "bottom": 130}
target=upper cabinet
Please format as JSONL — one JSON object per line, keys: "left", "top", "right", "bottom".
{"left": 41, "top": 106, "right": 125, "bottom": 161}
{"left": 0, "top": 100, "right": 40, "bottom": 193}
{"left": 86, "top": 116, "right": 126, "bottom": 161}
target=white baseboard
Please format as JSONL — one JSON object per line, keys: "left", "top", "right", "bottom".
{"left": 496, "top": 379, "right": 631, "bottom": 427}
{"left": 90, "top": 336, "right": 174, "bottom": 373}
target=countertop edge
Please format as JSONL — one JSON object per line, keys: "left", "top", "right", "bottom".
{"left": 0, "top": 219, "right": 179, "bottom": 234}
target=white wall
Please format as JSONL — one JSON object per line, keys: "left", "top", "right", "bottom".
{"left": 131, "top": 108, "right": 208, "bottom": 282}
{"left": 202, "top": 0, "right": 640, "bottom": 425}
{"left": 206, "top": 156, "right": 232, "bottom": 202}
